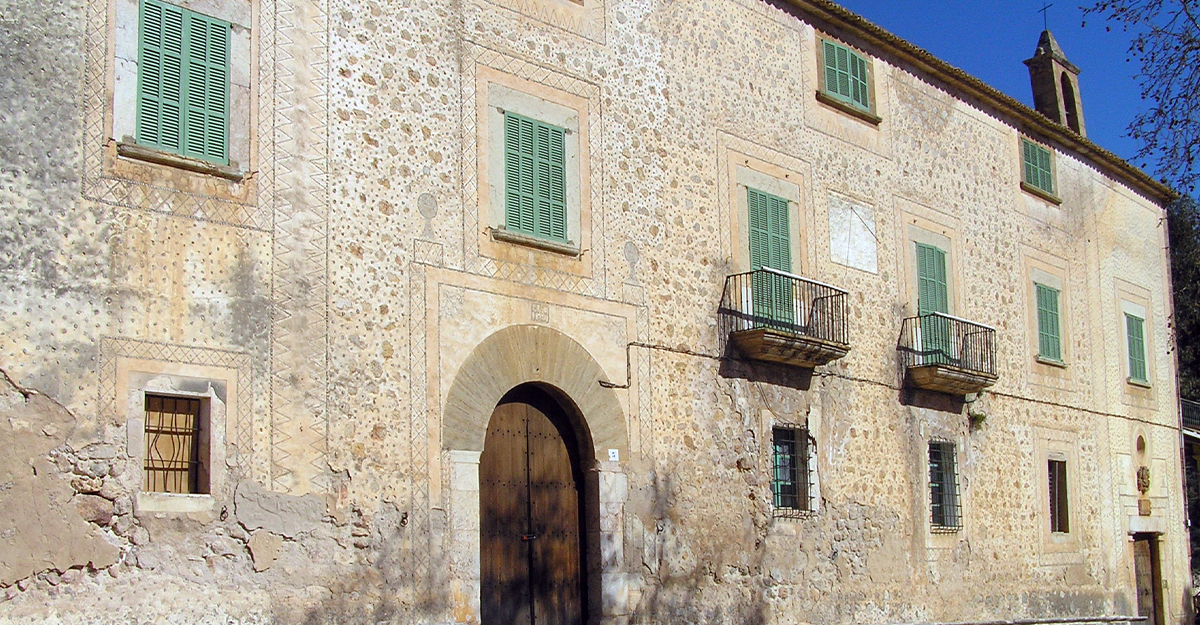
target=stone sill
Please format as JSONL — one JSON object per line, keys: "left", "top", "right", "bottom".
{"left": 490, "top": 228, "right": 580, "bottom": 257}
{"left": 136, "top": 491, "right": 215, "bottom": 515}
{"left": 1127, "top": 377, "right": 1152, "bottom": 389}
{"left": 772, "top": 510, "right": 816, "bottom": 522}
{"left": 1020, "top": 181, "right": 1063, "bottom": 205}
{"left": 815, "top": 90, "right": 882, "bottom": 126}
{"left": 117, "top": 142, "right": 245, "bottom": 182}
{"left": 1036, "top": 356, "right": 1068, "bottom": 369}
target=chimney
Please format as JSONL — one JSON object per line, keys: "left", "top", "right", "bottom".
{"left": 1024, "top": 30, "right": 1086, "bottom": 136}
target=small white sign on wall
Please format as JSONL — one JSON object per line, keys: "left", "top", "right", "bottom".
{"left": 608, "top": 449, "right": 620, "bottom": 462}
{"left": 829, "top": 193, "right": 878, "bottom": 274}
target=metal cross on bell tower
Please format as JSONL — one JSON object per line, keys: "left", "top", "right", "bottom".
{"left": 1038, "top": 1, "right": 1054, "bottom": 30}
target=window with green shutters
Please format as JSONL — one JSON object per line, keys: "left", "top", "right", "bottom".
{"left": 1021, "top": 139, "right": 1055, "bottom": 196}
{"left": 822, "top": 40, "right": 871, "bottom": 111}
{"left": 503, "top": 112, "right": 568, "bottom": 243}
{"left": 748, "top": 187, "right": 793, "bottom": 328}
{"left": 1126, "top": 313, "right": 1148, "bottom": 383}
{"left": 915, "top": 244, "right": 949, "bottom": 316}
{"left": 916, "top": 243, "right": 951, "bottom": 364}
{"left": 1035, "top": 284, "right": 1062, "bottom": 362}
{"left": 137, "top": 0, "right": 230, "bottom": 164}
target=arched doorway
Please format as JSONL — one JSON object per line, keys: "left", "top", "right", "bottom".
{"left": 480, "top": 384, "right": 590, "bottom": 625}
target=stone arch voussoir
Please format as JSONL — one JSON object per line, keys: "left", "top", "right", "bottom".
{"left": 442, "top": 324, "right": 628, "bottom": 460}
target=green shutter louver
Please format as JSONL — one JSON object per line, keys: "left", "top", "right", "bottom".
{"left": 503, "top": 112, "right": 567, "bottom": 243}
{"left": 1036, "top": 284, "right": 1062, "bottom": 362}
{"left": 916, "top": 243, "right": 951, "bottom": 364}
{"left": 823, "top": 40, "right": 870, "bottom": 111}
{"left": 748, "top": 187, "right": 793, "bottom": 327}
{"left": 137, "top": 0, "right": 230, "bottom": 164}
{"left": 1021, "top": 139, "right": 1054, "bottom": 196}
{"left": 916, "top": 243, "right": 948, "bottom": 316}
{"left": 1126, "top": 313, "right": 1148, "bottom": 383}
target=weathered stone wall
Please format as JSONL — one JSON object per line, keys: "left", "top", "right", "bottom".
{"left": 0, "top": 0, "right": 1187, "bottom": 621}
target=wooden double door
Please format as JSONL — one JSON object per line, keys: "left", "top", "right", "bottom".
{"left": 480, "top": 386, "right": 587, "bottom": 625}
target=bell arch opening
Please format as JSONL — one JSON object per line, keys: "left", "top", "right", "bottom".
{"left": 1061, "top": 72, "right": 1081, "bottom": 133}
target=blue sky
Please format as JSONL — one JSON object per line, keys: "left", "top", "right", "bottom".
{"left": 833, "top": 1, "right": 1148, "bottom": 167}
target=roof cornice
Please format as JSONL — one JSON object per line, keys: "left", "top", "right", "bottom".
{"left": 782, "top": 0, "right": 1177, "bottom": 205}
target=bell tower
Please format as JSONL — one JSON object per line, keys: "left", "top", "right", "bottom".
{"left": 1024, "top": 30, "right": 1086, "bottom": 136}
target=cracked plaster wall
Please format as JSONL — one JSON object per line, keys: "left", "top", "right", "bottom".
{"left": 0, "top": 0, "right": 1188, "bottom": 620}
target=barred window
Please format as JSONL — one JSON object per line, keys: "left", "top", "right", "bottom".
{"left": 928, "top": 440, "right": 961, "bottom": 531}
{"left": 1048, "top": 459, "right": 1070, "bottom": 533}
{"left": 143, "top": 394, "right": 207, "bottom": 494}
{"left": 772, "top": 427, "right": 813, "bottom": 517}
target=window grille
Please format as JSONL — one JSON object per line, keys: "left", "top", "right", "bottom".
{"left": 1048, "top": 459, "right": 1069, "bottom": 533}
{"left": 143, "top": 394, "right": 205, "bottom": 494}
{"left": 772, "top": 427, "right": 813, "bottom": 517}
{"left": 928, "top": 440, "right": 961, "bottom": 531}
{"left": 1022, "top": 139, "right": 1055, "bottom": 196}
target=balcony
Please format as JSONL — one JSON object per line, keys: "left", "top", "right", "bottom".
{"left": 719, "top": 268, "right": 850, "bottom": 368}
{"left": 899, "top": 312, "right": 998, "bottom": 394}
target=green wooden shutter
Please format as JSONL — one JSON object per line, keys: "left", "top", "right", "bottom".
{"left": 823, "top": 41, "right": 840, "bottom": 102}
{"left": 137, "top": 0, "right": 229, "bottom": 164}
{"left": 1037, "top": 145, "right": 1053, "bottom": 193}
{"left": 748, "top": 188, "right": 793, "bottom": 327}
{"left": 916, "top": 243, "right": 950, "bottom": 364}
{"left": 823, "top": 40, "right": 870, "bottom": 110}
{"left": 916, "top": 244, "right": 948, "bottom": 316}
{"left": 536, "top": 123, "right": 567, "bottom": 240}
{"left": 183, "top": 12, "right": 229, "bottom": 162}
{"left": 849, "top": 53, "right": 869, "bottom": 109}
{"left": 1022, "top": 140, "right": 1037, "bottom": 189}
{"left": 138, "top": 0, "right": 185, "bottom": 153}
{"left": 1022, "top": 139, "right": 1054, "bottom": 195}
{"left": 503, "top": 112, "right": 567, "bottom": 242}
{"left": 1036, "top": 284, "right": 1062, "bottom": 361}
{"left": 1126, "top": 314, "right": 1147, "bottom": 382}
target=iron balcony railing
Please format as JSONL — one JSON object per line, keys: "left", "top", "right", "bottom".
{"left": 718, "top": 267, "right": 849, "bottom": 346}
{"left": 899, "top": 312, "right": 997, "bottom": 376}
{"left": 1183, "top": 399, "right": 1200, "bottom": 433}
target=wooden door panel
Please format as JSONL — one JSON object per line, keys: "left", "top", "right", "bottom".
{"left": 481, "top": 401, "right": 532, "bottom": 625}
{"left": 481, "top": 392, "right": 584, "bottom": 625}
{"left": 527, "top": 403, "right": 582, "bottom": 625}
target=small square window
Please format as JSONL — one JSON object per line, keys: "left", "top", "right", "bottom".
{"left": 136, "top": 0, "right": 231, "bottom": 165}
{"left": 1125, "top": 313, "right": 1148, "bottom": 383}
{"left": 143, "top": 394, "right": 208, "bottom": 494}
{"left": 1021, "top": 139, "right": 1057, "bottom": 200}
{"left": 772, "top": 427, "right": 812, "bottom": 516}
{"left": 1035, "top": 283, "right": 1063, "bottom": 362}
{"left": 1048, "top": 459, "right": 1070, "bottom": 533}
{"left": 928, "top": 440, "right": 961, "bottom": 531}
{"left": 503, "top": 111, "right": 568, "bottom": 243}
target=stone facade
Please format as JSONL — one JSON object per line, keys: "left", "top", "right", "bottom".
{"left": 0, "top": 0, "right": 1186, "bottom": 622}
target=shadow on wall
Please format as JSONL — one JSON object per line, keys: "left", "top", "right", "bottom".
{"left": 627, "top": 463, "right": 771, "bottom": 625}
{"left": 718, "top": 347, "right": 814, "bottom": 391}
{"left": 293, "top": 502, "right": 452, "bottom": 624}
